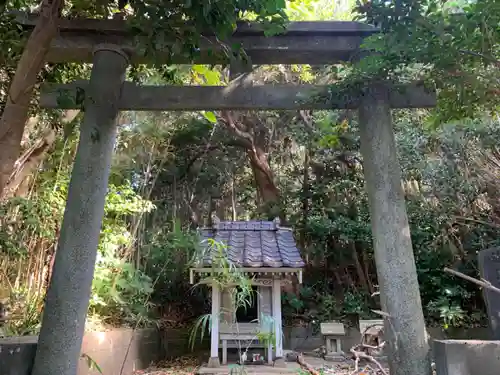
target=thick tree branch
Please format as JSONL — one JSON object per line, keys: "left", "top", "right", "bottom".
{"left": 220, "top": 111, "right": 254, "bottom": 149}
{"left": 298, "top": 109, "right": 314, "bottom": 131}
{"left": 444, "top": 267, "right": 500, "bottom": 295}
{"left": 175, "top": 140, "right": 246, "bottom": 182}
{"left": 350, "top": 347, "right": 388, "bottom": 375}
{"left": 219, "top": 113, "right": 274, "bottom": 177}
{"left": 459, "top": 50, "right": 500, "bottom": 67}
{"left": 0, "top": 0, "right": 64, "bottom": 197}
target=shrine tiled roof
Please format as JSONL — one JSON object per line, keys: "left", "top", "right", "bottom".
{"left": 197, "top": 220, "right": 305, "bottom": 268}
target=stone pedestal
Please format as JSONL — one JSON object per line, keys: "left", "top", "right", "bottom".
{"left": 273, "top": 357, "right": 287, "bottom": 368}
{"left": 320, "top": 322, "right": 346, "bottom": 360}
{"left": 207, "top": 357, "right": 221, "bottom": 368}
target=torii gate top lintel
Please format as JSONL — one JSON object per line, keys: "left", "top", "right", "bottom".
{"left": 15, "top": 11, "right": 379, "bottom": 65}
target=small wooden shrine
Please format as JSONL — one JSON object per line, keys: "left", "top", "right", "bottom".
{"left": 189, "top": 218, "right": 305, "bottom": 367}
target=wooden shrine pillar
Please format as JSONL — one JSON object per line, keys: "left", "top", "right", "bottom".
{"left": 208, "top": 283, "right": 221, "bottom": 367}
{"left": 32, "top": 45, "right": 129, "bottom": 375}
{"left": 272, "top": 278, "right": 285, "bottom": 365}
{"left": 358, "top": 84, "right": 431, "bottom": 375}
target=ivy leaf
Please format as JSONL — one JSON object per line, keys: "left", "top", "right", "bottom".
{"left": 202, "top": 111, "right": 217, "bottom": 123}
{"left": 56, "top": 89, "right": 77, "bottom": 109}
{"left": 192, "top": 65, "right": 221, "bottom": 85}
{"left": 81, "top": 354, "right": 102, "bottom": 374}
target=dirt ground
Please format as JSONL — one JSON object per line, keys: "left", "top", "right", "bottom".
{"left": 133, "top": 355, "right": 390, "bottom": 375}
{"left": 133, "top": 356, "right": 200, "bottom": 375}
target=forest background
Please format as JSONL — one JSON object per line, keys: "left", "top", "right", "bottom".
{"left": 0, "top": 0, "right": 499, "bottom": 336}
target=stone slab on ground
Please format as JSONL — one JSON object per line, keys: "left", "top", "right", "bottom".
{"left": 197, "top": 364, "right": 302, "bottom": 374}
{"left": 196, "top": 358, "right": 326, "bottom": 374}
{"left": 433, "top": 339, "right": 500, "bottom": 375}
{"left": 324, "top": 353, "right": 348, "bottom": 361}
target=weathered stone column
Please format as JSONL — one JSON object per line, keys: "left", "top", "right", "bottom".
{"left": 272, "top": 278, "right": 285, "bottom": 366}
{"left": 31, "top": 45, "right": 128, "bottom": 375}
{"left": 208, "top": 283, "right": 221, "bottom": 367}
{"left": 358, "top": 84, "right": 432, "bottom": 375}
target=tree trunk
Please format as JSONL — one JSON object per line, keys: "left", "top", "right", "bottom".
{"left": 0, "top": 0, "right": 63, "bottom": 198}
{"left": 361, "top": 246, "right": 374, "bottom": 293}
{"left": 231, "top": 174, "right": 237, "bottom": 220}
{"left": 3, "top": 110, "right": 79, "bottom": 199}
{"left": 3, "top": 129, "right": 56, "bottom": 199}
{"left": 220, "top": 111, "right": 282, "bottom": 219}
{"left": 247, "top": 147, "right": 281, "bottom": 219}
{"left": 351, "top": 242, "right": 373, "bottom": 295}
{"left": 249, "top": 152, "right": 279, "bottom": 203}
{"left": 300, "top": 146, "right": 311, "bottom": 248}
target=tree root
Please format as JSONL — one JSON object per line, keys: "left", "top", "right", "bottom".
{"left": 349, "top": 347, "right": 388, "bottom": 375}
{"left": 296, "top": 353, "right": 321, "bottom": 375}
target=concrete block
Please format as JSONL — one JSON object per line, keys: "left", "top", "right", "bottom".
{"left": 0, "top": 328, "right": 164, "bottom": 375}
{"left": 0, "top": 336, "right": 37, "bottom": 375}
{"left": 433, "top": 340, "right": 500, "bottom": 375}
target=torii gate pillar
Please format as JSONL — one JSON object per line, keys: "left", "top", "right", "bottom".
{"left": 358, "top": 84, "right": 432, "bottom": 375}
{"left": 32, "top": 45, "right": 129, "bottom": 375}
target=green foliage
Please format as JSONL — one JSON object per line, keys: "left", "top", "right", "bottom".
{"left": 4, "top": 0, "right": 500, "bottom": 336}
{"left": 282, "top": 285, "right": 374, "bottom": 327}
{"left": 0, "top": 195, "right": 61, "bottom": 256}
{"left": 80, "top": 353, "right": 103, "bottom": 374}
{"left": 142, "top": 220, "right": 201, "bottom": 312}
{"left": 202, "top": 111, "right": 218, "bottom": 124}
{"left": 89, "top": 181, "right": 156, "bottom": 325}
{"left": 189, "top": 239, "right": 277, "bottom": 360}
{"left": 188, "top": 239, "right": 255, "bottom": 348}
{"left": 287, "top": 114, "right": 498, "bottom": 329}
{"left": 127, "top": 0, "right": 289, "bottom": 64}
{"left": 0, "top": 12, "right": 26, "bottom": 64}
{"left": 347, "top": 0, "right": 500, "bottom": 123}
{"left": 342, "top": 290, "right": 371, "bottom": 317}
{"left": 90, "top": 256, "right": 154, "bottom": 325}
{"left": 0, "top": 147, "right": 160, "bottom": 328}
{"left": 1, "top": 287, "right": 44, "bottom": 336}
{"left": 189, "top": 312, "right": 212, "bottom": 350}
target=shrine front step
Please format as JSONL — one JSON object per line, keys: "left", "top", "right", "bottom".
{"left": 197, "top": 364, "right": 302, "bottom": 374}
{"left": 196, "top": 358, "right": 328, "bottom": 375}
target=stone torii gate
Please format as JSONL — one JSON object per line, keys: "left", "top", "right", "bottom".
{"left": 21, "top": 15, "right": 434, "bottom": 375}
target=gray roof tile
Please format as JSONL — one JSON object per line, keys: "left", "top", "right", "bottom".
{"left": 197, "top": 221, "right": 305, "bottom": 268}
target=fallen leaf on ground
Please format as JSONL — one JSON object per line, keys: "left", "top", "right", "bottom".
{"left": 133, "top": 355, "right": 201, "bottom": 375}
